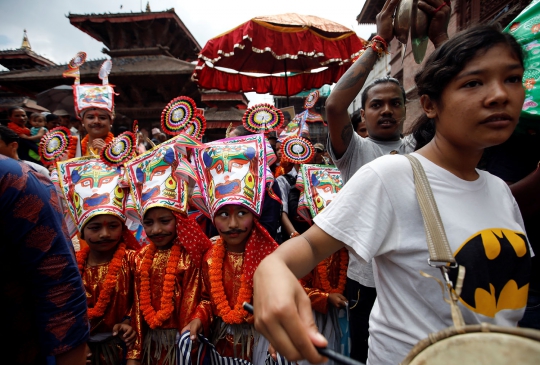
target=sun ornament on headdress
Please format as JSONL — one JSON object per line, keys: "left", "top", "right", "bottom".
{"left": 183, "top": 110, "right": 207, "bottom": 140}
{"left": 39, "top": 126, "right": 73, "bottom": 165}
{"left": 100, "top": 131, "right": 137, "bottom": 167}
{"left": 281, "top": 136, "right": 314, "bottom": 164}
{"left": 192, "top": 134, "right": 269, "bottom": 219}
{"left": 161, "top": 96, "right": 197, "bottom": 136}
{"left": 125, "top": 134, "right": 201, "bottom": 218}
{"left": 296, "top": 164, "right": 343, "bottom": 224}
{"left": 304, "top": 90, "right": 319, "bottom": 109}
{"left": 242, "top": 103, "right": 284, "bottom": 133}
{"left": 57, "top": 156, "right": 129, "bottom": 232}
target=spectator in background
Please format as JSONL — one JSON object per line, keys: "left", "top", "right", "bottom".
{"left": 6, "top": 106, "right": 45, "bottom": 163}
{"left": 53, "top": 109, "right": 71, "bottom": 129}
{"left": 46, "top": 113, "right": 61, "bottom": 130}
{"left": 151, "top": 127, "right": 161, "bottom": 145}
{"left": 313, "top": 143, "right": 330, "bottom": 165}
{"left": 0, "top": 125, "right": 50, "bottom": 178}
{"left": 351, "top": 110, "right": 369, "bottom": 138}
{"left": 0, "top": 155, "right": 89, "bottom": 365}
{"left": 28, "top": 113, "right": 48, "bottom": 162}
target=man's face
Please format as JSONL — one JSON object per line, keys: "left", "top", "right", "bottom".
{"left": 82, "top": 109, "right": 112, "bottom": 138}
{"left": 0, "top": 139, "right": 17, "bottom": 159}
{"left": 10, "top": 109, "right": 27, "bottom": 127}
{"left": 361, "top": 83, "right": 406, "bottom": 141}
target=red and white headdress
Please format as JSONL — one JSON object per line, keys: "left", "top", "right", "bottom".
{"left": 191, "top": 134, "right": 272, "bottom": 219}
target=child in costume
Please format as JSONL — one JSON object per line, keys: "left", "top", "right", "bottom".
{"left": 57, "top": 138, "right": 141, "bottom": 365}
{"left": 295, "top": 164, "right": 348, "bottom": 365}
{"left": 184, "top": 134, "right": 291, "bottom": 364}
{"left": 65, "top": 52, "right": 114, "bottom": 157}
{"left": 125, "top": 134, "right": 212, "bottom": 365}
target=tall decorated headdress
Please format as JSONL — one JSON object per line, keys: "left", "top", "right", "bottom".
{"left": 125, "top": 134, "right": 203, "bottom": 218}
{"left": 296, "top": 164, "right": 343, "bottom": 225}
{"left": 57, "top": 156, "right": 130, "bottom": 232}
{"left": 192, "top": 134, "right": 271, "bottom": 219}
{"left": 64, "top": 52, "right": 115, "bottom": 119}
{"left": 161, "top": 96, "right": 207, "bottom": 140}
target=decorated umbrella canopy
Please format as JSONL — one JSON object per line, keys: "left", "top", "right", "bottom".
{"left": 192, "top": 13, "right": 366, "bottom": 101}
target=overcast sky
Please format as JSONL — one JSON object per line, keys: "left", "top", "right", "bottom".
{"left": 0, "top": 0, "right": 375, "bottom": 104}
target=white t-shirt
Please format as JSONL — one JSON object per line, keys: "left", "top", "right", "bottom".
{"left": 314, "top": 153, "right": 531, "bottom": 365}
{"left": 328, "top": 133, "right": 416, "bottom": 287}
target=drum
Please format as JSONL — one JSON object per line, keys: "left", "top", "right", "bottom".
{"left": 401, "top": 323, "right": 540, "bottom": 365}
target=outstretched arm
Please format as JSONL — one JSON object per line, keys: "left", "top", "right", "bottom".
{"left": 253, "top": 224, "right": 344, "bottom": 363}
{"left": 325, "top": 0, "right": 399, "bottom": 158}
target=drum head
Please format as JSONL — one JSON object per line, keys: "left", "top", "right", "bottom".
{"left": 403, "top": 324, "right": 540, "bottom": 365}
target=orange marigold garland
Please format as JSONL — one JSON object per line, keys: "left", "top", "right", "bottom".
{"left": 139, "top": 240, "right": 181, "bottom": 329}
{"left": 209, "top": 237, "right": 253, "bottom": 324}
{"left": 81, "top": 132, "right": 114, "bottom": 156}
{"left": 317, "top": 248, "right": 349, "bottom": 294}
{"left": 67, "top": 135, "right": 78, "bottom": 159}
{"left": 76, "top": 242, "right": 127, "bottom": 319}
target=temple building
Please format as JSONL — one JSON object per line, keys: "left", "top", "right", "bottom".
{"left": 0, "top": 8, "right": 246, "bottom": 136}
{"left": 356, "top": 0, "right": 530, "bottom": 130}
{"left": 0, "top": 30, "right": 54, "bottom": 114}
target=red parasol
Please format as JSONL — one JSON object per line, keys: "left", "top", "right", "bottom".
{"left": 192, "top": 13, "right": 366, "bottom": 99}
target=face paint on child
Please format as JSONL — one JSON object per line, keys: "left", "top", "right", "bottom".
{"left": 214, "top": 205, "right": 254, "bottom": 252}
{"left": 142, "top": 207, "right": 177, "bottom": 249}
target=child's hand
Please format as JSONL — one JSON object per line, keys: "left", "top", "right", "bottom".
{"left": 328, "top": 293, "right": 348, "bottom": 308}
{"left": 37, "top": 128, "right": 46, "bottom": 137}
{"left": 112, "top": 323, "right": 136, "bottom": 348}
{"left": 181, "top": 318, "right": 203, "bottom": 341}
{"left": 91, "top": 138, "right": 107, "bottom": 152}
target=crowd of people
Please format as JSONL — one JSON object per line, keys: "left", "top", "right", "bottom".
{"left": 1, "top": 0, "right": 539, "bottom": 364}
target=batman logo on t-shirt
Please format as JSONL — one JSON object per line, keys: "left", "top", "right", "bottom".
{"left": 448, "top": 229, "right": 530, "bottom": 318}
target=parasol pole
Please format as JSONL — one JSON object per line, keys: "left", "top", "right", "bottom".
{"left": 284, "top": 59, "right": 290, "bottom": 106}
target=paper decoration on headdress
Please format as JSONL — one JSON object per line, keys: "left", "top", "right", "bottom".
{"left": 304, "top": 90, "right": 319, "bottom": 109}
{"left": 125, "top": 135, "right": 199, "bottom": 218}
{"left": 278, "top": 112, "right": 310, "bottom": 142}
{"left": 39, "top": 126, "right": 73, "bottom": 165}
{"left": 99, "top": 59, "right": 112, "bottom": 85}
{"left": 305, "top": 110, "right": 325, "bottom": 124}
{"left": 192, "top": 134, "right": 269, "bottom": 219}
{"left": 132, "top": 120, "right": 139, "bottom": 134}
{"left": 281, "top": 136, "right": 314, "bottom": 164}
{"left": 63, "top": 52, "right": 87, "bottom": 85}
{"left": 69, "top": 58, "right": 115, "bottom": 118}
{"left": 161, "top": 96, "right": 197, "bottom": 136}
{"left": 184, "top": 110, "right": 207, "bottom": 140}
{"left": 100, "top": 131, "right": 137, "bottom": 167}
{"left": 296, "top": 164, "right": 343, "bottom": 225}
{"left": 57, "top": 156, "right": 129, "bottom": 231}
{"left": 242, "top": 103, "right": 284, "bottom": 133}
